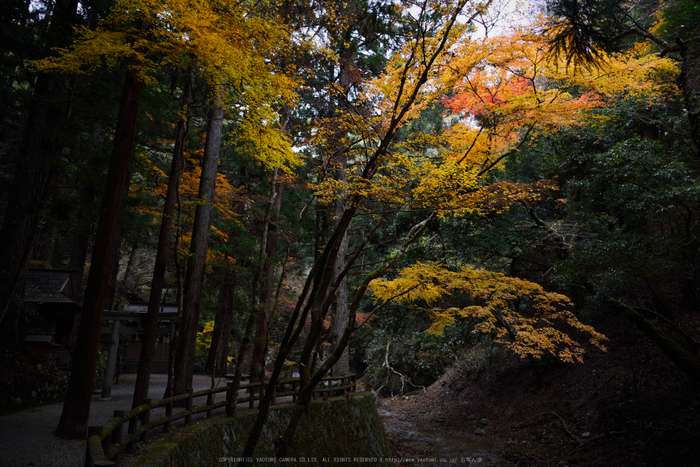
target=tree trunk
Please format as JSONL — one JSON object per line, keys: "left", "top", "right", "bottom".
{"left": 56, "top": 66, "right": 143, "bottom": 439}
{"left": 132, "top": 69, "right": 193, "bottom": 408}
{"left": 67, "top": 183, "right": 98, "bottom": 303}
{"left": 314, "top": 203, "right": 328, "bottom": 262}
{"left": 117, "top": 238, "right": 138, "bottom": 298}
{"left": 205, "top": 191, "right": 248, "bottom": 377}
{"left": 172, "top": 88, "right": 224, "bottom": 396}
{"left": 66, "top": 184, "right": 97, "bottom": 349}
{"left": 104, "top": 234, "right": 124, "bottom": 312}
{"left": 331, "top": 158, "right": 349, "bottom": 377}
{"left": 226, "top": 168, "right": 278, "bottom": 414}
{"left": 164, "top": 207, "right": 185, "bottom": 399}
{"left": 205, "top": 267, "right": 237, "bottom": 376}
{"left": 250, "top": 185, "right": 283, "bottom": 383}
{"left": 0, "top": 0, "right": 79, "bottom": 326}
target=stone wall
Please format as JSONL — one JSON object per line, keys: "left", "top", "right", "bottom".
{"left": 132, "top": 394, "right": 392, "bottom": 466}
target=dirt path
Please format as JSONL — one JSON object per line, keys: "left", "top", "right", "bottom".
{"left": 378, "top": 397, "right": 511, "bottom": 467}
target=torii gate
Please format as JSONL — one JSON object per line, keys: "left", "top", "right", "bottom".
{"left": 99, "top": 302, "right": 178, "bottom": 399}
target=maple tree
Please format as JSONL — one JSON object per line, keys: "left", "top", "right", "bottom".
{"left": 369, "top": 262, "right": 607, "bottom": 363}
{"left": 277, "top": 0, "right": 680, "bottom": 408}
{"left": 235, "top": 1, "right": 485, "bottom": 458}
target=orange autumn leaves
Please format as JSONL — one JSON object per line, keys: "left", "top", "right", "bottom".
{"left": 316, "top": 20, "right": 678, "bottom": 218}
{"left": 130, "top": 149, "right": 241, "bottom": 267}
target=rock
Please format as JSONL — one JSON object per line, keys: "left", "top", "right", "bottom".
{"left": 475, "top": 428, "right": 486, "bottom": 435}
{"left": 480, "top": 418, "right": 489, "bottom": 426}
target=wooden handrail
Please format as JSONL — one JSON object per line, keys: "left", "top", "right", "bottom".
{"left": 85, "top": 374, "right": 356, "bottom": 467}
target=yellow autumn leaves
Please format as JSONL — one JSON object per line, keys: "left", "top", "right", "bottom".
{"left": 35, "top": 0, "right": 299, "bottom": 172}
{"left": 369, "top": 262, "right": 608, "bottom": 363}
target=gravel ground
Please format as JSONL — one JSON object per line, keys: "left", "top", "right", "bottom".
{"left": 0, "top": 374, "right": 232, "bottom": 467}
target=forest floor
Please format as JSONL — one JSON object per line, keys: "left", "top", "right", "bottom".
{"left": 378, "top": 311, "right": 700, "bottom": 467}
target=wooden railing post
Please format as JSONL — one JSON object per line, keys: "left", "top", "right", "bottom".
{"left": 249, "top": 386, "right": 255, "bottom": 409}
{"left": 206, "top": 391, "right": 214, "bottom": 418}
{"left": 292, "top": 381, "right": 298, "bottom": 402}
{"left": 111, "top": 410, "right": 125, "bottom": 465}
{"left": 226, "top": 381, "right": 235, "bottom": 416}
{"left": 140, "top": 398, "right": 151, "bottom": 443}
{"left": 99, "top": 425, "right": 109, "bottom": 459}
{"left": 185, "top": 388, "right": 193, "bottom": 426}
{"left": 126, "top": 416, "right": 137, "bottom": 454}
{"left": 86, "top": 425, "right": 102, "bottom": 467}
{"left": 164, "top": 401, "right": 173, "bottom": 433}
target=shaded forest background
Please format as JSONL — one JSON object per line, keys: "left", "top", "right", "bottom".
{"left": 1, "top": 0, "right": 699, "bottom": 464}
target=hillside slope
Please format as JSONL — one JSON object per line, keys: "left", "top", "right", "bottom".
{"left": 381, "top": 312, "right": 700, "bottom": 466}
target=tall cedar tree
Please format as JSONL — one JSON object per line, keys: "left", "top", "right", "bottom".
{"left": 132, "top": 68, "right": 194, "bottom": 408}
{"left": 56, "top": 64, "right": 143, "bottom": 439}
{"left": 172, "top": 90, "right": 224, "bottom": 396}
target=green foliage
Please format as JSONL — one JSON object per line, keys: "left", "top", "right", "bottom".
{"left": 545, "top": 105, "right": 698, "bottom": 302}
{"left": 0, "top": 346, "right": 70, "bottom": 414}
{"left": 653, "top": 0, "right": 700, "bottom": 42}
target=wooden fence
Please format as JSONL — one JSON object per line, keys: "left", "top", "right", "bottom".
{"left": 85, "top": 374, "right": 357, "bottom": 466}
